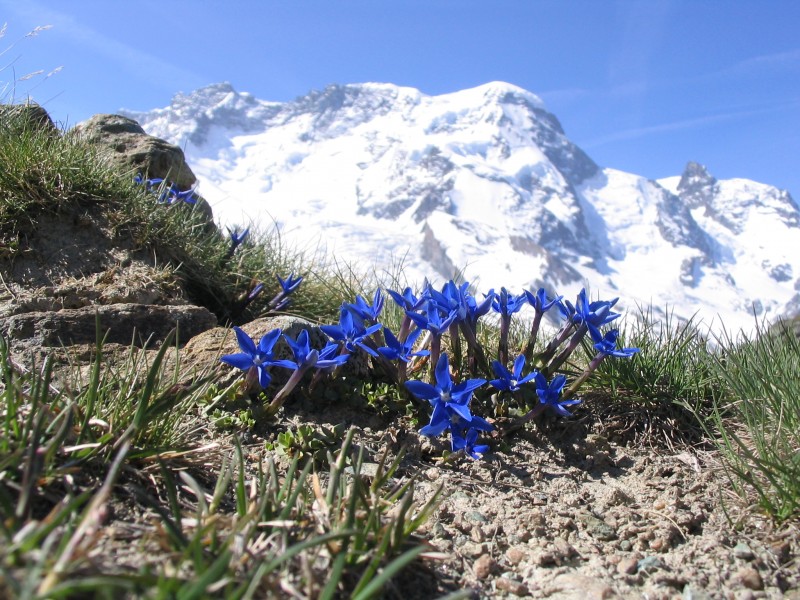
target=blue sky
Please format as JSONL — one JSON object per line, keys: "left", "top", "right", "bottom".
{"left": 2, "top": 0, "right": 799, "bottom": 197}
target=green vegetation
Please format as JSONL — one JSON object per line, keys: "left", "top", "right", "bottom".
{"left": 0, "top": 105, "right": 345, "bottom": 325}
{"left": 0, "top": 331, "right": 441, "bottom": 597}
{"left": 588, "top": 306, "right": 800, "bottom": 523}
{"left": 703, "top": 320, "right": 800, "bottom": 522}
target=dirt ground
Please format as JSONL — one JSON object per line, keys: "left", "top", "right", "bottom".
{"left": 270, "top": 392, "right": 800, "bottom": 600}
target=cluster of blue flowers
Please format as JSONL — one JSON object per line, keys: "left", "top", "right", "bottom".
{"left": 221, "top": 278, "right": 639, "bottom": 459}
{"left": 134, "top": 174, "right": 199, "bottom": 205}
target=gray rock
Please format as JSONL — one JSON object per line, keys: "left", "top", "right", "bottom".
{"left": 71, "top": 114, "right": 213, "bottom": 223}
{"left": 734, "top": 541, "right": 755, "bottom": 561}
{"left": 73, "top": 114, "right": 195, "bottom": 188}
{"left": 0, "top": 102, "right": 57, "bottom": 134}
{"left": 580, "top": 512, "right": 617, "bottom": 541}
{"left": 0, "top": 303, "right": 216, "bottom": 348}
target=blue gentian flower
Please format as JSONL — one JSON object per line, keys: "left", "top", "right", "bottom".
{"left": 347, "top": 289, "right": 384, "bottom": 324}
{"left": 133, "top": 174, "right": 164, "bottom": 190}
{"left": 451, "top": 427, "right": 490, "bottom": 460}
{"left": 248, "top": 282, "right": 264, "bottom": 301}
{"left": 491, "top": 287, "right": 527, "bottom": 366}
{"left": 317, "top": 340, "right": 350, "bottom": 368}
{"left": 428, "top": 280, "right": 469, "bottom": 323}
{"left": 378, "top": 327, "right": 429, "bottom": 363}
{"left": 386, "top": 286, "right": 427, "bottom": 312}
{"left": 265, "top": 273, "right": 303, "bottom": 312}
{"left": 407, "top": 302, "right": 459, "bottom": 375}
{"left": 173, "top": 187, "right": 198, "bottom": 205}
{"left": 407, "top": 303, "right": 457, "bottom": 337}
{"left": 265, "top": 329, "right": 350, "bottom": 416}
{"left": 228, "top": 227, "right": 250, "bottom": 253}
{"left": 404, "top": 353, "right": 489, "bottom": 437}
{"left": 525, "top": 287, "right": 562, "bottom": 314}
{"left": 559, "top": 328, "right": 640, "bottom": 401}
{"left": 591, "top": 328, "right": 640, "bottom": 358}
{"left": 522, "top": 287, "right": 563, "bottom": 362}
{"left": 277, "top": 273, "right": 303, "bottom": 295}
{"left": 465, "top": 289, "right": 494, "bottom": 326}
{"left": 489, "top": 354, "right": 538, "bottom": 393}
{"left": 284, "top": 329, "right": 350, "bottom": 370}
{"left": 563, "top": 288, "right": 620, "bottom": 338}
{"left": 491, "top": 287, "right": 528, "bottom": 318}
{"left": 220, "top": 327, "right": 296, "bottom": 389}
{"left": 534, "top": 372, "right": 581, "bottom": 417}
{"left": 541, "top": 288, "right": 622, "bottom": 376}
{"left": 157, "top": 184, "right": 179, "bottom": 204}
{"left": 320, "top": 308, "right": 381, "bottom": 356}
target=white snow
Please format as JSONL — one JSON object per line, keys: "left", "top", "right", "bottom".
{"left": 124, "top": 82, "right": 800, "bottom": 335}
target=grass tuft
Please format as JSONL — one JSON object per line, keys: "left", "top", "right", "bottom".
{"left": 703, "top": 319, "right": 800, "bottom": 522}
{"left": 586, "top": 304, "right": 715, "bottom": 409}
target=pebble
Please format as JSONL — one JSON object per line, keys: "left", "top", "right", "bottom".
{"left": 473, "top": 554, "right": 496, "bottom": 579}
{"left": 736, "top": 566, "right": 764, "bottom": 591}
{"left": 549, "top": 573, "right": 615, "bottom": 599}
{"left": 734, "top": 541, "right": 755, "bottom": 561}
{"left": 637, "top": 556, "right": 666, "bottom": 573}
{"left": 770, "top": 540, "right": 790, "bottom": 564}
{"left": 506, "top": 546, "right": 527, "bottom": 565}
{"left": 650, "top": 536, "right": 669, "bottom": 552}
{"left": 460, "top": 542, "right": 485, "bottom": 558}
{"left": 580, "top": 512, "right": 617, "bottom": 541}
{"left": 495, "top": 576, "right": 528, "bottom": 596}
{"left": 618, "top": 557, "right": 639, "bottom": 575}
{"left": 424, "top": 467, "right": 440, "bottom": 481}
{"left": 470, "top": 524, "right": 485, "bottom": 543}
{"left": 466, "top": 510, "right": 488, "bottom": 523}
{"left": 554, "top": 536, "right": 578, "bottom": 560}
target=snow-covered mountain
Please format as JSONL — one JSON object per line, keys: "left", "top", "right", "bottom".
{"left": 121, "top": 82, "right": 800, "bottom": 333}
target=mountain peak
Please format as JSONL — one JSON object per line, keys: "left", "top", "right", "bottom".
{"left": 443, "top": 81, "right": 547, "bottom": 111}
{"left": 677, "top": 160, "right": 718, "bottom": 209}
{"left": 123, "top": 82, "right": 800, "bottom": 331}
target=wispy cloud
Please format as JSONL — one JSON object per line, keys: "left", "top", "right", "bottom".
{"left": 0, "top": 0, "right": 205, "bottom": 94}
{"left": 725, "top": 48, "right": 800, "bottom": 76}
{"left": 580, "top": 102, "right": 798, "bottom": 148}
{"left": 540, "top": 80, "right": 651, "bottom": 108}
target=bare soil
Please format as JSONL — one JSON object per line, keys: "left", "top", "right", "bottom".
{"left": 271, "top": 392, "right": 800, "bottom": 599}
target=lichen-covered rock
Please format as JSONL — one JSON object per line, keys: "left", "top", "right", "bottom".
{"left": 0, "top": 303, "right": 216, "bottom": 349}
{"left": 184, "top": 314, "right": 372, "bottom": 394}
{"left": 0, "top": 102, "right": 57, "bottom": 134}
{"left": 72, "top": 114, "right": 196, "bottom": 189}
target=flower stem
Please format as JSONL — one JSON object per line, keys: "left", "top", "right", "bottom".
{"left": 542, "top": 323, "right": 587, "bottom": 377}
{"left": 562, "top": 353, "right": 606, "bottom": 400}
{"left": 523, "top": 310, "right": 544, "bottom": 364}
{"left": 536, "top": 320, "right": 576, "bottom": 367}
{"left": 499, "top": 315, "right": 511, "bottom": 366}
{"left": 429, "top": 334, "right": 442, "bottom": 381}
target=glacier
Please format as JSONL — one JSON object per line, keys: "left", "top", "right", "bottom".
{"left": 121, "top": 81, "right": 800, "bottom": 334}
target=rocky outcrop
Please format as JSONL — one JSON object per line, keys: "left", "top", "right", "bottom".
{"left": 0, "top": 106, "right": 223, "bottom": 386}
{"left": 71, "top": 113, "right": 215, "bottom": 224}
{"left": 676, "top": 161, "right": 718, "bottom": 209}
{"left": 1, "top": 303, "right": 216, "bottom": 350}
{"left": 0, "top": 102, "right": 57, "bottom": 134}
{"left": 72, "top": 114, "right": 197, "bottom": 190}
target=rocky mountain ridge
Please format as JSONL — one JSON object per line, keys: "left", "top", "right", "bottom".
{"left": 123, "top": 82, "right": 800, "bottom": 332}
